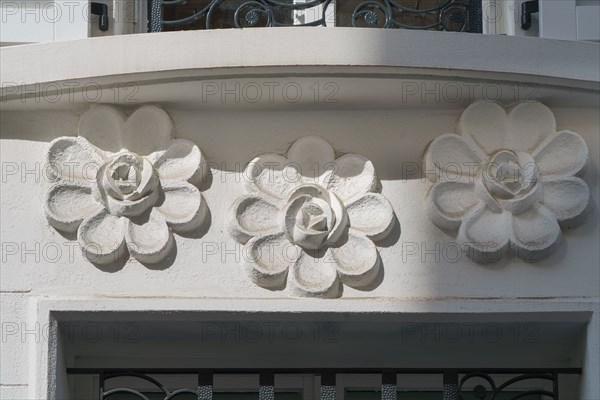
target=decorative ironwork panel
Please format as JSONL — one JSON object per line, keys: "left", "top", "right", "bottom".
{"left": 69, "top": 368, "right": 574, "bottom": 400}
{"left": 458, "top": 372, "right": 560, "bottom": 399}
{"left": 100, "top": 372, "right": 199, "bottom": 399}
{"left": 344, "top": 0, "right": 474, "bottom": 31}
{"left": 151, "top": 0, "right": 482, "bottom": 32}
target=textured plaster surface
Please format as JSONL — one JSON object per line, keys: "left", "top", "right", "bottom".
{"left": 228, "top": 136, "right": 395, "bottom": 297}
{"left": 0, "top": 293, "right": 29, "bottom": 385}
{"left": 425, "top": 101, "right": 591, "bottom": 262}
{"left": 44, "top": 105, "right": 208, "bottom": 265}
{"left": 0, "top": 30, "right": 598, "bottom": 397}
{"left": 1, "top": 107, "right": 598, "bottom": 300}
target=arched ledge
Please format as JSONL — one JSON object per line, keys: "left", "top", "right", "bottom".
{"left": 1, "top": 28, "right": 599, "bottom": 101}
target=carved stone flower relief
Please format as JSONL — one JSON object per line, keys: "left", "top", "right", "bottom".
{"left": 44, "top": 105, "right": 207, "bottom": 264}
{"left": 425, "top": 101, "right": 590, "bottom": 262}
{"left": 228, "top": 136, "right": 396, "bottom": 297}
{"left": 41, "top": 101, "right": 592, "bottom": 281}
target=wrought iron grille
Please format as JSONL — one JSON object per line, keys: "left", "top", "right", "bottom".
{"left": 147, "top": 0, "right": 482, "bottom": 33}
{"left": 68, "top": 367, "right": 580, "bottom": 400}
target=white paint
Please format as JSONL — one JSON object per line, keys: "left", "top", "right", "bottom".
{"left": 540, "top": 0, "right": 578, "bottom": 40}
{"left": 44, "top": 105, "right": 208, "bottom": 265}
{"left": 0, "top": 0, "right": 137, "bottom": 45}
{"left": 425, "top": 101, "right": 591, "bottom": 262}
{"left": 0, "top": 293, "right": 29, "bottom": 385}
{"left": 228, "top": 136, "right": 394, "bottom": 297}
{"left": 0, "top": 29, "right": 597, "bottom": 399}
{"left": 1, "top": 29, "right": 599, "bottom": 93}
{"left": 577, "top": 4, "right": 600, "bottom": 41}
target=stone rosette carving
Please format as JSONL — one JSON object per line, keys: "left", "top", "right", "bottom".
{"left": 425, "top": 101, "right": 590, "bottom": 262}
{"left": 228, "top": 136, "right": 396, "bottom": 297}
{"left": 44, "top": 105, "right": 207, "bottom": 265}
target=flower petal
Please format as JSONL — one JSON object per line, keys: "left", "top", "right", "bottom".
{"left": 245, "top": 233, "right": 299, "bottom": 289}
{"left": 126, "top": 208, "right": 174, "bottom": 264}
{"left": 325, "top": 154, "right": 378, "bottom": 203}
{"left": 541, "top": 177, "right": 590, "bottom": 227}
{"left": 290, "top": 249, "right": 339, "bottom": 297}
{"left": 245, "top": 154, "right": 301, "bottom": 200}
{"left": 229, "top": 195, "right": 280, "bottom": 244}
{"left": 425, "top": 134, "right": 484, "bottom": 182}
{"left": 510, "top": 205, "right": 561, "bottom": 261}
{"left": 427, "top": 181, "right": 479, "bottom": 230}
{"left": 78, "top": 105, "right": 125, "bottom": 153}
{"left": 45, "top": 182, "right": 102, "bottom": 232}
{"left": 78, "top": 209, "right": 127, "bottom": 265}
{"left": 459, "top": 101, "right": 508, "bottom": 154}
{"left": 47, "top": 137, "right": 103, "bottom": 183}
{"left": 287, "top": 136, "right": 335, "bottom": 178}
{"left": 347, "top": 193, "right": 395, "bottom": 241}
{"left": 507, "top": 102, "right": 556, "bottom": 152}
{"left": 332, "top": 231, "right": 379, "bottom": 288}
{"left": 122, "top": 106, "right": 173, "bottom": 155}
{"left": 458, "top": 206, "right": 509, "bottom": 263}
{"left": 148, "top": 139, "right": 204, "bottom": 183}
{"left": 533, "top": 130, "right": 589, "bottom": 178}
{"left": 156, "top": 182, "right": 207, "bottom": 233}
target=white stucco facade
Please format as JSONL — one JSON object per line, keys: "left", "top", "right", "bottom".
{"left": 1, "top": 28, "right": 599, "bottom": 399}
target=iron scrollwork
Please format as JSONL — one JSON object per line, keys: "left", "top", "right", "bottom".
{"left": 459, "top": 372, "right": 559, "bottom": 399}
{"left": 159, "top": 0, "right": 333, "bottom": 30}
{"left": 101, "top": 372, "right": 199, "bottom": 400}
{"left": 351, "top": 0, "right": 469, "bottom": 31}
{"left": 68, "top": 368, "right": 574, "bottom": 400}
{"left": 151, "top": 0, "right": 478, "bottom": 32}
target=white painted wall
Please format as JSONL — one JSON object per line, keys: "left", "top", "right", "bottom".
{"left": 0, "top": 0, "right": 139, "bottom": 45}
{"left": 0, "top": 29, "right": 599, "bottom": 399}
{"left": 540, "top": 0, "right": 600, "bottom": 41}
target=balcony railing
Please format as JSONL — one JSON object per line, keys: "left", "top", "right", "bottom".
{"left": 148, "top": 0, "right": 482, "bottom": 33}
{"left": 2, "top": 0, "right": 598, "bottom": 45}
{"left": 68, "top": 367, "right": 581, "bottom": 399}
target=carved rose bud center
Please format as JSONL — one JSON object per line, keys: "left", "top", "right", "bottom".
{"left": 110, "top": 161, "right": 141, "bottom": 196}
{"left": 494, "top": 160, "right": 524, "bottom": 192}
{"left": 478, "top": 149, "right": 541, "bottom": 213}
{"left": 483, "top": 150, "right": 538, "bottom": 200}
{"left": 298, "top": 200, "right": 331, "bottom": 232}
{"left": 98, "top": 152, "right": 161, "bottom": 217}
{"left": 283, "top": 184, "right": 348, "bottom": 250}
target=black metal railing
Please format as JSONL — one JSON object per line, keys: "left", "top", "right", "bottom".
{"left": 67, "top": 367, "right": 581, "bottom": 399}
{"left": 147, "top": 0, "right": 482, "bottom": 33}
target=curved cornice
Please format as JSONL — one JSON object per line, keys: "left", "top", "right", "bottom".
{"left": 1, "top": 28, "right": 599, "bottom": 95}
